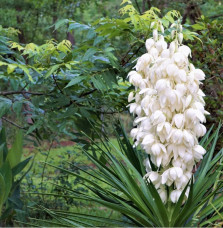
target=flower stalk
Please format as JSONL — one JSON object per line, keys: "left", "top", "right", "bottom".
{"left": 128, "top": 21, "right": 209, "bottom": 203}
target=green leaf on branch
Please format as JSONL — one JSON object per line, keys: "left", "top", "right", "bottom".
{"left": 65, "top": 75, "right": 84, "bottom": 88}
{"left": 44, "top": 64, "right": 61, "bottom": 78}
{"left": 83, "top": 48, "right": 97, "bottom": 61}
{"left": 54, "top": 19, "right": 69, "bottom": 30}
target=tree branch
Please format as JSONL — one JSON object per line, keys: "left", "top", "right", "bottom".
{"left": 0, "top": 91, "right": 44, "bottom": 96}
{"left": 1, "top": 117, "right": 25, "bottom": 129}
{"left": 209, "top": 14, "right": 223, "bottom": 19}
{"left": 142, "top": 0, "right": 151, "bottom": 13}
{"left": 121, "top": 42, "right": 137, "bottom": 66}
{"left": 122, "top": 44, "right": 144, "bottom": 66}
{"left": 52, "top": 74, "right": 64, "bottom": 94}
{"left": 98, "top": 109, "right": 126, "bottom": 115}
{"left": 79, "top": 89, "right": 97, "bottom": 98}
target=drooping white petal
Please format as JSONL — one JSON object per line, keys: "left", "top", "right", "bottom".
{"left": 128, "top": 91, "right": 134, "bottom": 102}
{"left": 129, "top": 103, "right": 137, "bottom": 113}
{"left": 142, "top": 134, "right": 155, "bottom": 145}
{"left": 161, "top": 170, "right": 169, "bottom": 184}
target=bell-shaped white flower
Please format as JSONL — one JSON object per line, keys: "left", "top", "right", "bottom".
{"left": 151, "top": 110, "right": 166, "bottom": 125}
{"left": 173, "top": 52, "right": 188, "bottom": 68}
{"left": 128, "top": 71, "right": 144, "bottom": 88}
{"left": 194, "top": 124, "right": 206, "bottom": 138}
{"left": 193, "top": 145, "right": 206, "bottom": 161}
{"left": 183, "top": 129, "right": 195, "bottom": 147}
{"left": 149, "top": 47, "right": 159, "bottom": 59}
{"left": 194, "top": 69, "right": 205, "bottom": 81}
{"left": 170, "top": 190, "right": 182, "bottom": 203}
{"left": 155, "top": 40, "right": 167, "bottom": 52}
{"left": 135, "top": 54, "right": 152, "bottom": 72}
{"left": 178, "top": 45, "right": 191, "bottom": 57}
{"left": 146, "top": 38, "right": 155, "bottom": 51}
{"left": 169, "top": 167, "right": 183, "bottom": 180}
{"left": 170, "top": 128, "right": 184, "bottom": 144}
{"left": 166, "top": 64, "right": 178, "bottom": 77}
{"left": 144, "top": 171, "right": 161, "bottom": 188}
{"left": 172, "top": 113, "right": 184, "bottom": 128}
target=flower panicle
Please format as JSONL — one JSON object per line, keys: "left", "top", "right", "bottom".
{"left": 128, "top": 22, "right": 208, "bottom": 204}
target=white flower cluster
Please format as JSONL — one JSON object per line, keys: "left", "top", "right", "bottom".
{"left": 128, "top": 23, "right": 209, "bottom": 203}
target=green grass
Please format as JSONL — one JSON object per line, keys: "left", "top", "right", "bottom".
{"left": 20, "top": 139, "right": 122, "bottom": 226}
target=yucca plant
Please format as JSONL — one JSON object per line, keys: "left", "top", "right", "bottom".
{"left": 26, "top": 122, "right": 222, "bottom": 227}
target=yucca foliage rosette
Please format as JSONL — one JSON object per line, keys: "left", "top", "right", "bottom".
{"left": 128, "top": 21, "right": 210, "bottom": 203}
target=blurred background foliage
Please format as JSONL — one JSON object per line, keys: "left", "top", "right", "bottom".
{"left": 0, "top": 0, "right": 121, "bottom": 44}
{"left": 0, "top": 0, "right": 222, "bottom": 226}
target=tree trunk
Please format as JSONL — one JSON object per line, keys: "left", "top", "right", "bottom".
{"left": 15, "top": 6, "right": 26, "bottom": 44}
{"left": 182, "top": 1, "right": 201, "bottom": 24}
{"left": 67, "top": 32, "right": 75, "bottom": 45}
{"left": 52, "top": 4, "right": 58, "bottom": 40}
{"left": 142, "top": 0, "right": 151, "bottom": 13}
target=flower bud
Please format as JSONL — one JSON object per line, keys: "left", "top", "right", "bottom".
{"left": 169, "top": 41, "right": 176, "bottom": 54}
{"left": 150, "top": 21, "right": 155, "bottom": 29}
{"left": 178, "top": 33, "right": 183, "bottom": 44}
{"left": 171, "top": 30, "right": 175, "bottom": 39}
{"left": 160, "top": 25, "right": 164, "bottom": 33}
{"left": 128, "top": 91, "right": 134, "bottom": 102}
{"left": 153, "top": 29, "right": 158, "bottom": 41}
